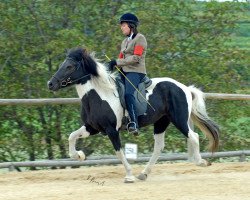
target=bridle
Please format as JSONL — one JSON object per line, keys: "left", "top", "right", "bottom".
{"left": 53, "top": 57, "right": 91, "bottom": 87}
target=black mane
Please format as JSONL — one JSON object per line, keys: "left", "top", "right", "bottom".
{"left": 67, "top": 47, "right": 98, "bottom": 76}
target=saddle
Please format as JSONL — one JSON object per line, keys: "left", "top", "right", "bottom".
{"left": 115, "top": 75, "right": 152, "bottom": 116}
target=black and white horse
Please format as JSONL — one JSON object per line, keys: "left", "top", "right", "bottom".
{"left": 48, "top": 47, "right": 219, "bottom": 183}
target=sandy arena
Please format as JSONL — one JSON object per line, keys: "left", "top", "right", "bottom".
{"left": 0, "top": 162, "right": 249, "bottom": 200}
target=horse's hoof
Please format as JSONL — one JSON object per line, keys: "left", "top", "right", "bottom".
{"left": 124, "top": 176, "right": 135, "bottom": 183}
{"left": 197, "top": 159, "right": 211, "bottom": 167}
{"left": 69, "top": 153, "right": 79, "bottom": 160}
{"left": 206, "top": 160, "right": 212, "bottom": 166}
{"left": 137, "top": 173, "right": 147, "bottom": 181}
{"left": 77, "top": 151, "right": 86, "bottom": 161}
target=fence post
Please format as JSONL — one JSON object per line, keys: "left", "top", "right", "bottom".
{"left": 8, "top": 165, "right": 15, "bottom": 172}
{"left": 239, "top": 153, "right": 246, "bottom": 162}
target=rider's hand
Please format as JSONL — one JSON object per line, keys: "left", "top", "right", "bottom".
{"left": 107, "top": 60, "right": 117, "bottom": 71}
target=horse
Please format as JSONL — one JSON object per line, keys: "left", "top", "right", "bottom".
{"left": 47, "top": 47, "right": 219, "bottom": 183}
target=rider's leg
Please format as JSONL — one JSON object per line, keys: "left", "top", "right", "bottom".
{"left": 124, "top": 72, "right": 145, "bottom": 135}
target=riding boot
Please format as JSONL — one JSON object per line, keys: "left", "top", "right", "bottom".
{"left": 125, "top": 94, "right": 139, "bottom": 136}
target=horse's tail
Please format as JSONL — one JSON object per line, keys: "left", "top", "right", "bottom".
{"left": 188, "top": 86, "right": 220, "bottom": 152}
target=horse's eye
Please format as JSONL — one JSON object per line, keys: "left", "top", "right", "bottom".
{"left": 66, "top": 65, "right": 74, "bottom": 70}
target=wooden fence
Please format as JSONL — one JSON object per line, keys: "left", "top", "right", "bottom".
{"left": 0, "top": 93, "right": 249, "bottom": 106}
{"left": 0, "top": 150, "right": 249, "bottom": 171}
{"left": 0, "top": 93, "right": 249, "bottom": 171}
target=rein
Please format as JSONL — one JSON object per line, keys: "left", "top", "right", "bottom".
{"left": 60, "top": 74, "right": 91, "bottom": 87}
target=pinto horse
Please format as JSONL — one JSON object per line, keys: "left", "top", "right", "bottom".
{"left": 48, "top": 47, "right": 219, "bottom": 183}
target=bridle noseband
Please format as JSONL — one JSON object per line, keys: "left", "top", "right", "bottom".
{"left": 53, "top": 57, "right": 91, "bottom": 87}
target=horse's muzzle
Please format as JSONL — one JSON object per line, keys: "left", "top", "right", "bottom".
{"left": 47, "top": 80, "right": 53, "bottom": 90}
{"left": 47, "top": 80, "right": 59, "bottom": 91}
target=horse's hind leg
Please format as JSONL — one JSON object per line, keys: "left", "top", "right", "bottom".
{"left": 168, "top": 93, "right": 209, "bottom": 167}
{"left": 187, "top": 127, "right": 210, "bottom": 167}
{"left": 137, "top": 132, "right": 165, "bottom": 180}
{"left": 174, "top": 118, "right": 209, "bottom": 166}
{"left": 187, "top": 119, "right": 195, "bottom": 162}
{"left": 137, "top": 116, "right": 169, "bottom": 181}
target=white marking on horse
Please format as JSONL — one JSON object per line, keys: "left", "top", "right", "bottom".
{"left": 147, "top": 77, "right": 193, "bottom": 116}
{"left": 75, "top": 62, "right": 123, "bottom": 131}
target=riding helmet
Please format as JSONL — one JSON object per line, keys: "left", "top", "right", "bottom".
{"left": 119, "top": 13, "right": 139, "bottom": 26}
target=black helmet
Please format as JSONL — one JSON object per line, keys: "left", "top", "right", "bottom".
{"left": 119, "top": 13, "right": 139, "bottom": 26}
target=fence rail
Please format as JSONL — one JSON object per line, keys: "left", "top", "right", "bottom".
{"left": 204, "top": 93, "right": 250, "bottom": 100}
{"left": 0, "top": 93, "right": 249, "bottom": 106}
{"left": 1, "top": 150, "right": 249, "bottom": 171}
{"left": 0, "top": 94, "right": 249, "bottom": 172}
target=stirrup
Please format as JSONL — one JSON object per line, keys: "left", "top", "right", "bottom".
{"left": 127, "top": 122, "right": 139, "bottom": 136}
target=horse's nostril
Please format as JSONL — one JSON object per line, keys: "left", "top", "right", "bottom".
{"left": 47, "top": 81, "right": 53, "bottom": 88}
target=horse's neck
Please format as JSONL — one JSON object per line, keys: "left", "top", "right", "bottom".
{"left": 75, "top": 76, "right": 117, "bottom": 100}
{"left": 75, "top": 61, "right": 117, "bottom": 99}
{"left": 75, "top": 82, "right": 93, "bottom": 99}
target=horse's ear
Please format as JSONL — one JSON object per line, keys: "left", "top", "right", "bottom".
{"left": 65, "top": 48, "right": 69, "bottom": 55}
{"left": 82, "top": 48, "right": 87, "bottom": 54}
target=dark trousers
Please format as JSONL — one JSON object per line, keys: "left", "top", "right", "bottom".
{"left": 122, "top": 72, "right": 145, "bottom": 127}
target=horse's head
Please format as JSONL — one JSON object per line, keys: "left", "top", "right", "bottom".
{"left": 47, "top": 47, "right": 98, "bottom": 91}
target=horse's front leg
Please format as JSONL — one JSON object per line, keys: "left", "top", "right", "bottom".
{"left": 68, "top": 126, "right": 91, "bottom": 160}
{"left": 116, "top": 150, "right": 135, "bottom": 183}
{"left": 106, "top": 128, "right": 135, "bottom": 183}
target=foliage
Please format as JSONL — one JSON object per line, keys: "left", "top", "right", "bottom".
{"left": 0, "top": 0, "right": 249, "bottom": 163}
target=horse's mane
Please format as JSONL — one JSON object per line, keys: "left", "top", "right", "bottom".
{"left": 67, "top": 47, "right": 98, "bottom": 76}
{"left": 67, "top": 47, "right": 116, "bottom": 91}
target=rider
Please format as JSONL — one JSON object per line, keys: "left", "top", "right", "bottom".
{"left": 108, "top": 13, "right": 147, "bottom": 136}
